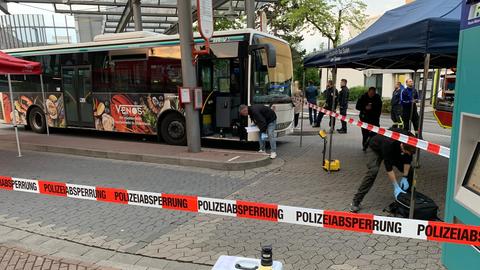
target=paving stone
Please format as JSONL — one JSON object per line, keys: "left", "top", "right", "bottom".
{"left": 0, "top": 126, "right": 450, "bottom": 269}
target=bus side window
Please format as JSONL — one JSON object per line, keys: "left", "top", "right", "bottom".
{"left": 213, "top": 59, "right": 230, "bottom": 93}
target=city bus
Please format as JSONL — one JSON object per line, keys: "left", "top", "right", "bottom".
{"left": 0, "top": 29, "right": 294, "bottom": 145}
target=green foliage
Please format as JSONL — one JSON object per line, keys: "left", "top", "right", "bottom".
{"left": 282, "top": 0, "right": 367, "bottom": 48}
{"left": 382, "top": 99, "right": 392, "bottom": 114}
{"left": 214, "top": 16, "right": 245, "bottom": 31}
{"left": 349, "top": 86, "right": 367, "bottom": 101}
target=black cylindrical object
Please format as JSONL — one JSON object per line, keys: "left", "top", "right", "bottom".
{"left": 261, "top": 245, "right": 273, "bottom": 266}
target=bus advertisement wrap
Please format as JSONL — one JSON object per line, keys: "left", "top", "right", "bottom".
{"left": 1, "top": 92, "right": 65, "bottom": 127}
{"left": 93, "top": 93, "right": 182, "bottom": 134}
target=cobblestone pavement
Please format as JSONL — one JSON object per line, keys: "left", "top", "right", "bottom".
{"left": 0, "top": 245, "right": 104, "bottom": 270}
{"left": 0, "top": 118, "right": 451, "bottom": 269}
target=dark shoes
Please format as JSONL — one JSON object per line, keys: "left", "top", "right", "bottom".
{"left": 312, "top": 124, "right": 320, "bottom": 128}
{"left": 336, "top": 129, "right": 347, "bottom": 134}
{"left": 350, "top": 202, "right": 361, "bottom": 213}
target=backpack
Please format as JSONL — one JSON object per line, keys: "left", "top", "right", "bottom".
{"left": 384, "top": 191, "right": 439, "bottom": 221}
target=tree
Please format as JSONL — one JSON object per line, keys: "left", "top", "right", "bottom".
{"left": 284, "top": 0, "right": 367, "bottom": 82}
{"left": 214, "top": 16, "right": 245, "bottom": 31}
{"left": 285, "top": 0, "right": 366, "bottom": 48}
{"left": 261, "top": 1, "right": 320, "bottom": 88}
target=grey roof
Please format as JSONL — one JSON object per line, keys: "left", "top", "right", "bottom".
{"left": 4, "top": 0, "right": 276, "bottom": 34}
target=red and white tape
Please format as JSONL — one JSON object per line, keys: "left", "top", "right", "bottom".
{"left": 294, "top": 97, "right": 450, "bottom": 158}
{"left": 1, "top": 176, "right": 479, "bottom": 247}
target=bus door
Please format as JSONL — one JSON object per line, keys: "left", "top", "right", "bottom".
{"left": 61, "top": 66, "right": 94, "bottom": 127}
{"left": 199, "top": 58, "right": 243, "bottom": 139}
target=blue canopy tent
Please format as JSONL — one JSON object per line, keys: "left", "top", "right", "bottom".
{"left": 302, "top": 0, "right": 463, "bottom": 218}
{"left": 304, "top": 0, "right": 462, "bottom": 69}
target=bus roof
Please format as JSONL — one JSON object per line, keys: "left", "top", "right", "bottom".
{"left": 4, "top": 29, "right": 288, "bottom": 57}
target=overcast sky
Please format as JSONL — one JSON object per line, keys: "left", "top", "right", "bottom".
{"left": 6, "top": 0, "right": 407, "bottom": 52}
{"left": 301, "top": 0, "right": 406, "bottom": 52}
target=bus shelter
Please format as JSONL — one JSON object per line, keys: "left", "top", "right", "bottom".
{"left": 303, "top": 0, "right": 461, "bottom": 217}
{"left": 0, "top": 51, "right": 43, "bottom": 157}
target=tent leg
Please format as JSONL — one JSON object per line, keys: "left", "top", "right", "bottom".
{"left": 299, "top": 69, "right": 306, "bottom": 147}
{"left": 8, "top": 74, "right": 22, "bottom": 158}
{"left": 408, "top": 53, "right": 430, "bottom": 219}
{"left": 40, "top": 74, "right": 49, "bottom": 136}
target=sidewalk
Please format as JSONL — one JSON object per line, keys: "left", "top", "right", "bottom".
{"left": 0, "top": 224, "right": 209, "bottom": 270}
{"left": 0, "top": 126, "right": 270, "bottom": 171}
{"left": 0, "top": 245, "right": 104, "bottom": 270}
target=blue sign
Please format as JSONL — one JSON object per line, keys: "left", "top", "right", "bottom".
{"left": 462, "top": 0, "right": 480, "bottom": 29}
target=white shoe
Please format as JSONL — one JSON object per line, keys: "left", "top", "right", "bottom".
{"left": 258, "top": 150, "right": 266, "bottom": 154}
{"left": 270, "top": 152, "right": 277, "bottom": 159}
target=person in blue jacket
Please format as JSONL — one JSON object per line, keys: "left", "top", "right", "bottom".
{"left": 401, "top": 79, "right": 419, "bottom": 133}
{"left": 391, "top": 82, "right": 404, "bottom": 128}
{"left": 305, "top": 80, "right": 319, "bottom": 126}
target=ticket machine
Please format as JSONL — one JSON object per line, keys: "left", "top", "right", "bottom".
{"left": 442, "top": 1, "right": 480, "bottom": 268}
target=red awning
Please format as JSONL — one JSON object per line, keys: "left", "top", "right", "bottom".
{"left": 0, "top": 51, "right": 42, "bottom": 75}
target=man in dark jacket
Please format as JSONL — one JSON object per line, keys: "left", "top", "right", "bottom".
{"left": 313, "top": 80, "right": 338, "bottom": 128}
{"left": 337, "top": 79, "right": 350, "bottom": 134}
{"left": 401, "top": 79, "right": 419, "bottom": 133}
{"left": 240, "top": 104, "right": 277, "bottom": 159}
{"left": 391, "top": 82, "right": 404, "bottom": 128}
{"left": 305, "top": 81, "right": 319, "bottom": 126}
{"left": 356, "top": 87, "right": 382, "bottom": 151}
{"left": 350, "top": 128, "right": 416, "bottom": 213}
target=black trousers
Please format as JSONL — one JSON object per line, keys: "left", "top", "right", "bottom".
{"left": 402, "top": 104, "right": 419, "bottom": 132}
{"left": 391, "top": 107, "right": 403, "bottom": 128}
{"left": 353, "top": 149, "right": 414, "bottom": 205}
{"left": 361, "top": 129, "right": 373, "bottom": 149}
{"left": 316, "top": 107, "right": 335, "bottom": 128}
{"left": 339, "top": 107, "right": 347, "bottom": 131}
{"left": 294, "top": 113, "right": 300, "bottom": 127}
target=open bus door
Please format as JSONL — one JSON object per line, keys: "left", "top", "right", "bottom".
{"left": 198, "top": 57, "right": 245, "bottom": 140}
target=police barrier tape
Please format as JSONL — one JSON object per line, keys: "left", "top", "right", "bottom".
{"left": 293, "top": 97, "right": 450, "bottom": 158}
{"left": 1, "top": 176, "right": 479, "bottom": 247}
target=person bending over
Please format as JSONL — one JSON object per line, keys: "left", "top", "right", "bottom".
{"left": 239, "top": 104, "right": 277, "bottom": 159}
{"left": 350, "top": 129, "right": 416, "bottom": 213}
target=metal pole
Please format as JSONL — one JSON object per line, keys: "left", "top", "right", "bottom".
{"left": 177, "top": 0, "right": 201, "bottom": 153}
{"left": 327, "top": 69, "right": 337, "bottom": 173}
{"left": 40, "top": 74, "right": 49, "bottom": 136}
{"left": 8, "top": 74, "right": 22, "bottom": 157}
{"left": 132, "top": 0, "right": 143, "bottom": 31}
{"left": 408, "top": 53, "right": 430, "bottom": 219}
{"left": 246, "top": 0, "right": 255, "bottom": 29}
{"left": 300, "top": 69, "right": 306, "bottom": 147}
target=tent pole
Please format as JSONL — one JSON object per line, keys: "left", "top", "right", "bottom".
{"left": 327, "top": 65, "right": 338, "bottom": 173}
{"left": 408, "top": 53, "right": 430, "bottom": 219}
{"left": 40, "top": 74, "right": 49, "bottom": 136}
{"left": 299, "top": 68, "right": 306, "bottom": 147}
{"left": 8, "top": 74, "right": 22, "bottom": 157}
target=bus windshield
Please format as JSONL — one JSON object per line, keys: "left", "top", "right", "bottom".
{"left": 251, "top": 35, "right": 293, "bottom": 104}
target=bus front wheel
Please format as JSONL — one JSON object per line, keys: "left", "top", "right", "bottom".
{"left": 160, "top": 113, "right": 187, "bottom": 146}
{"left": 28, "top": 106, "right": 47, "bottom": 134}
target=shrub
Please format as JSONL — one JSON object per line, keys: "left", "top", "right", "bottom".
{"left": 349, "top": 86, "right": 368, "bottom": 101}
{"left": 382, "top": 99, "right": 392, "bottom": 114}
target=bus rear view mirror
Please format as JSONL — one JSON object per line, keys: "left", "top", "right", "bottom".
{"left": 248, "top": 44, "right": 276, "bottom": 68}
